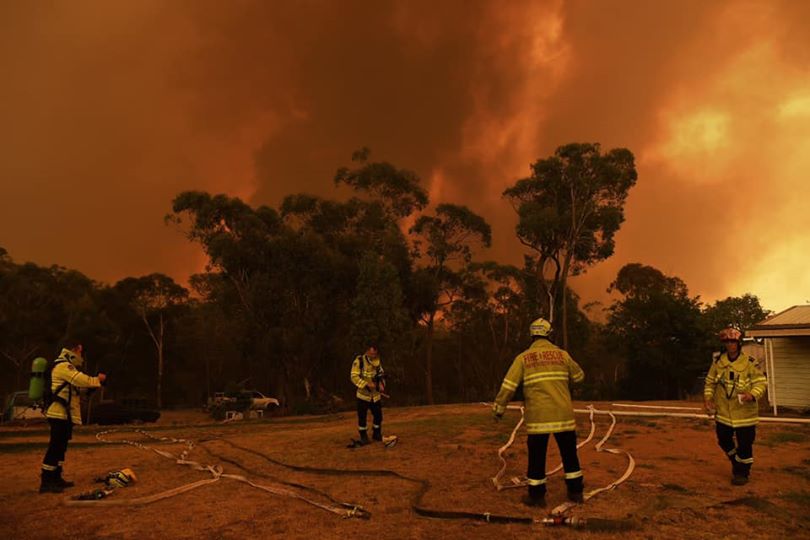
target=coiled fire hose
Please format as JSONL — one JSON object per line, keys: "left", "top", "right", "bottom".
{"left": 489, "top": 404, "right": 636, "bottom": 515}
{"left": 64, "top": 428, "right": 540, "bottom": 523}
{"left": 64, "top": 429, "right": 370, "bottom": 519}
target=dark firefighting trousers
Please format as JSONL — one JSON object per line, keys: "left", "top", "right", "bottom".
{"left": 716, "top": 423, "right": 756, "bottom": 477}
{"left": 356, "top": 399, "right": 383, "bottom": 440}
{"left": 527, "top": 430, "right": 584, "bottom": 498}
{"left": 42, "top": 419, "right": 73, "bottom": 479}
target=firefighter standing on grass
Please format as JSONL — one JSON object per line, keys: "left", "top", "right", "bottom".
{"left": 704, "top": 327, "right": 767, "bottom": 485}
{"left": 40, "top": 341, "right": 105, "bottom": 493}
{"left": 350, "top": 343, "right": 385, "bottom": 445}
{"left": 492, "top": 318, "right": 585, "bottom": 507}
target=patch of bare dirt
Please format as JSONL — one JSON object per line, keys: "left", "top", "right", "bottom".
{"left": 1, "top": 401, "right": 808, "bottom": 539}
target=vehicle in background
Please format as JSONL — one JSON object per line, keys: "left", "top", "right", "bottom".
{"left": 206, "top": 390, "right": 279, "bottom": 411}
{"left": 247, "top": 390, "right": 279, "bottom": 410}
{"left": 2, "top": 392, "right": 160, "bottom": 425}
{"left": 204, "top": 389, "right": 279, "bottom": 420}
{"left": 1, "top": 391, "right": 44, "bottom": 423}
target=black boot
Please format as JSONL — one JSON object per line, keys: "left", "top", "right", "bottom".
{"left": 567, "top": 491, "right": 585, "bottom": 503}
{"left": 566, "top": 476, "right": 585, "bottom": 503}
{"left": 372, "top": 427, "right": 382, "bottom": 442}
{"left": 524, "top": 485, "right": 546, "bottom": 507}
{"left": 39, "top": 470, "right": 64, "bottom": 494}
{"left": 732, "top": 462, "right": 750, "bottom": 485}
{"left": 56, "top": 467, "right": 75, "bottom": 489}
{"left": 359, "top": 430, "right": 370, "bottom": 445}
{"left": 731, "top": 475, "right": 749, "bottom": 486}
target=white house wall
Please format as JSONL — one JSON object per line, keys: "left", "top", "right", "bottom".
{"left": 771, "top": 337, "right": 810, "bottom": 409}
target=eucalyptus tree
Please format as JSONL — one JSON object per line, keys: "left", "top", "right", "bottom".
{"left": 503, "top": 143, "right": 637, "bottom": 347}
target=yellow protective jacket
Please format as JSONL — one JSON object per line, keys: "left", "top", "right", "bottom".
{"left": 703, "top": 352, "right": 767, "bottom": 428}
{"left": 350, "top": 354, "right": 384, "bottom": 403}
{"left": 45, "top": 352, "right": 102, "bottom": 425}
{"left": 493, "top": 339, "right": 585, "bottom": 434}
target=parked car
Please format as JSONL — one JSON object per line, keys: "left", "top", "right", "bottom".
{"left": 247, "top": 390, "right": 279, "bottom": 410}
{"left": 206, "top": 390, "right": 279, "bottom": 412}
{"left": 2, "top": 391, "right": 44, "bottom": 423}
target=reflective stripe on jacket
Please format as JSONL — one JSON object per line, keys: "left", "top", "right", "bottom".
{"left": 350, "top": 355, "right": 384, "bottom": 403}
{"left": 45, "top": 359, "right": 101, "bottom": 425}
{"left": 704, "top": 353, "right": 767, "bottom": 428}
{"left": 493, "top": 339, "right": 584, "bottom": 434}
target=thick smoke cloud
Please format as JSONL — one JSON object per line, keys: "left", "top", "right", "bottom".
{"left": 1, "top": 0, "right": 808, "bottom": 311}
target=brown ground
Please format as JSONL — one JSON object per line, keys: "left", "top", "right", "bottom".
{"left": 1, "top": 401, "right": 809, "bottom": 539}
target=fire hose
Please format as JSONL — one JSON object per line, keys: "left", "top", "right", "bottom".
{"left": 65, "top": 428, "right": 582, "bottom": 525}
{"left": 64, "top": 428, "right": 541, "bottom": 523}
{"left": 64, "top": 429, "right": 371, "bottom": 519}
{"left": 490, "top": 404, "right": 636, "bottom": 515}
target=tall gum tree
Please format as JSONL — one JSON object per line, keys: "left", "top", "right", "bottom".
{"left": 114, "top": 274, "right": 188, "bottom": 409}
{"left": 503, "top": 143, "right": 637, "bottom": 348}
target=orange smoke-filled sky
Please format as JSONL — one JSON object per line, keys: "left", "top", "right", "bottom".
{"left": 2, "top": 0, "right": 809, "bottom": 314}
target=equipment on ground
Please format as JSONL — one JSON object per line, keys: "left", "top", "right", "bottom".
{"left": 75, "top": 488, "right": 114, "bottom": 501}
{"left": 347, "top": 434, "right": 398, "bottom": 449}
{"left": 72, "top": 467, "right": 137, "bottom": 501}
{"left": 541, "top": 515, "right": 632, "bottom": 531}
{"left": 95, "top": 468, "right": 137, "bottom": 489}
{"left": 382, "top": 435, "right": 398, "bottom": 448}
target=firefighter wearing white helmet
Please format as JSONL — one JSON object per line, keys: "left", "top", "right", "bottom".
{"left": 40, "top": 341, "right": 106, "bottom": 493}
{"left": 704, "top": 327, "right": 767, "bottom": 485}
{"left": 492, "top": 317, "right": 585, "bottom": 507}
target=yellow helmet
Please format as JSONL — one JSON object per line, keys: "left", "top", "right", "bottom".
{"left": 106, "top": 468, "right": 137, "bottom": 488}
{"left": 529, "top": 318, "right": 552, "bottom": 337}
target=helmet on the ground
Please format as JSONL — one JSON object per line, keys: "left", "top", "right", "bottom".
{"left": 529, "top": 318, "right": 552, "bottom": 337}
{"left": 105, "top": 468, "right": 137, "bottom": 488}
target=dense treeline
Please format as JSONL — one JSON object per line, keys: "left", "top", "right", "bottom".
{"left": 0, "top": 145, "right": 771, "bottom": 411}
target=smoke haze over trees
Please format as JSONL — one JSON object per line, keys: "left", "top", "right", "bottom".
{"left": 0, "top": 148, "right": 773, "bottom": 410}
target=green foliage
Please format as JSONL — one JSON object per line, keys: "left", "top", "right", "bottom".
{"left": 607, "top": 263, "right": 712, "bottom": 399}
{"left": 503, "top": 143, "right": 637, "bottom": 325}
{"left": 703, "top": 294, "right": 771, "bottom": 334}
{"left": 409, "top": 203, "right": 492, "bottom": 403}
{"left": 350, "top": 252, "right": 409, "bottom": 354}
{"left": 11, "top": 144, "right": 774, "bottom": 409}
{"left": 334, "top": 148, "right": 428, "bottom": 219}
{"left": 0, "top": 254, "right": 119, "bottom": 395}
{"left": 410, "top": 204, "right": 492, "bottom": 267}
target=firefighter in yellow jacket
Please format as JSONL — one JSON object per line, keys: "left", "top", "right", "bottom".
{"left": 350, "top": 343, "right": 385, "bottom": 445}
{"left": 40, "top": 341, "right": 106, "bottom": 493}
{"left": 493, "top": 318, "right": 585, "bottom": 507}
{"left": 704, "top": 327, "right": 767, "bottom": 485}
